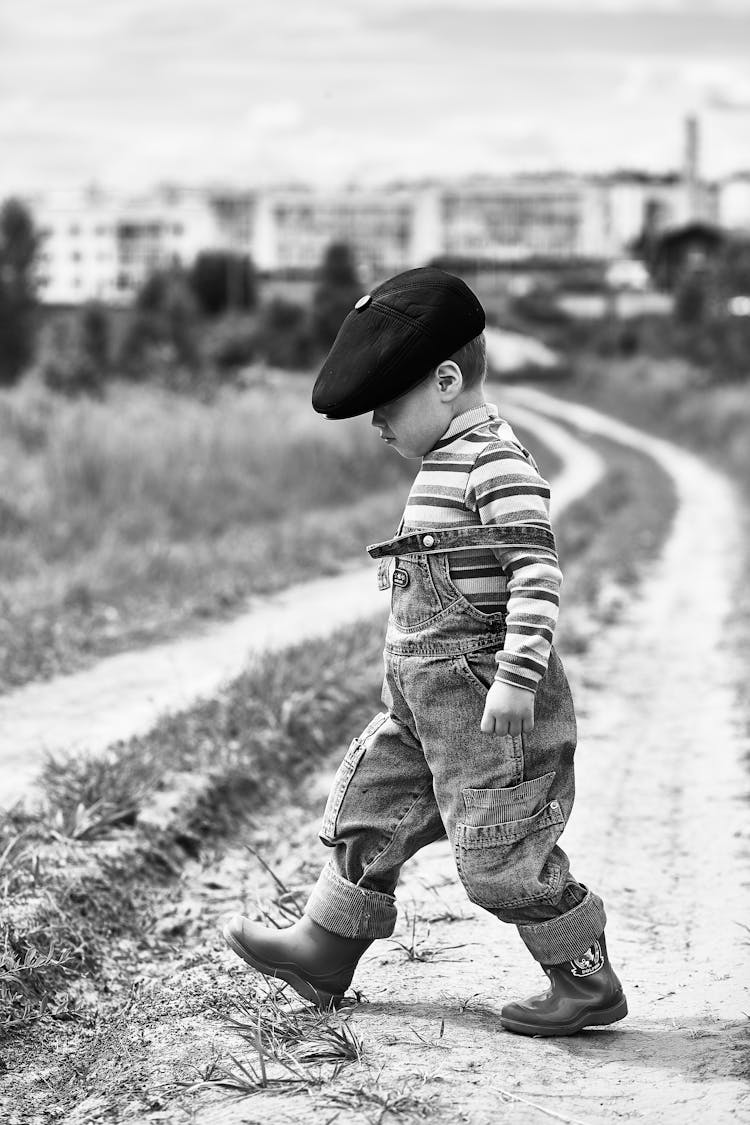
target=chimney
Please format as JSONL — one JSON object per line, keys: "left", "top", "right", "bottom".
{"left": 684, "top": 114, "right": 701, "bottom": 220}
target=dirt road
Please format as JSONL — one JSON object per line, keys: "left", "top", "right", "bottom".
{"left": 5, "top": 390, "right": 749, "bottom": 1124}
{"left": 191, "top": 390, "right": 750, "bottom": 1125}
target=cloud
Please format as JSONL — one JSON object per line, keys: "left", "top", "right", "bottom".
{"left": 2, "top": 0, "right": 748, "bottom": 191}
{"left": 246, "top": 102, "right": 305, "bottom": 132}
{"left": 618, "top": 58, "right": 750, "bottom": 111}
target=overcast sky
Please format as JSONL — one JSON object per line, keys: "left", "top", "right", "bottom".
{"left": 2, "top": 0, "right": 750, "bottom": 197}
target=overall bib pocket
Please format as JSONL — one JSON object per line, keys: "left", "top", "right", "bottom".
{"left": 389, "top": 556, "right": 445, "bottom": 629}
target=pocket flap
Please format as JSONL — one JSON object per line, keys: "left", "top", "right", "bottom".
{"left": 462, "top": 771, "right": 555, "bottom": 826}
{"left": 457, "top": 799, "right": 565, "bottom": 849}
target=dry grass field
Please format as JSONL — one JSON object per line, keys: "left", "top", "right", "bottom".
{"left": 0, "top": 372, "right": 412, "bottom": 690}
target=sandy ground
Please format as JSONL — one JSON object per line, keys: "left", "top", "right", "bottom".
{"left": 4, "top": 391, "right": 749, "bottom": 1123}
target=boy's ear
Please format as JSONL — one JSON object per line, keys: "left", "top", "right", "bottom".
{"left": 435, "top": 360, "right": 463, "bottom": 398}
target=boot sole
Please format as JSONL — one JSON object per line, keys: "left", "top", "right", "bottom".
{"left": 500, "top": 994, "right": 628, "bottom": 1037}
{"left": 221, "top": 924, "right": 345, "bottom": 1010}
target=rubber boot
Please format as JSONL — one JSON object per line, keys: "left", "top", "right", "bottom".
{"left": 500, "top": 933, "right": 628, "bottom": 1036}
{"left": 222, "top": 913, "right": 373, "bottom": 1009}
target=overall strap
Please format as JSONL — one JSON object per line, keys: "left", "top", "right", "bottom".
{"left": 367, "top": 524, "right": 556, "bottom": 559}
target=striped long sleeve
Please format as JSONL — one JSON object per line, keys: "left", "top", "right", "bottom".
{"left": 466, "top": 440, "right": 562, "bottom": 693}
{"left": 400, "top": 403, "right": 562, "bottom": 693}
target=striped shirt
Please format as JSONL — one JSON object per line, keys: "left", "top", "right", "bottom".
{"left": 402, "top": 402, "right": 562, "bottom": 693}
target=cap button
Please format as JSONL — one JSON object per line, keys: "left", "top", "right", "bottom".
{"left": 354, "top": 294, "right": 372, "bottom": 310}
{"left": 422, "top": 534, "right": 435, "bottom": 547}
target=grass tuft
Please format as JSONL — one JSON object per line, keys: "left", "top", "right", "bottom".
{"left": 389, "top": 915, "right": 467, "bottom": 965}
{"left": 178, "top": 991, "right": 364, "bottom": 1101}
{"left": 326, "top": 1076, "right": 441, "bottom": 1122}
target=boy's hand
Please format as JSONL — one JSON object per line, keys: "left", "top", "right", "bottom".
{"left": 481, "top": 680, "right": 535, "bottom": 736}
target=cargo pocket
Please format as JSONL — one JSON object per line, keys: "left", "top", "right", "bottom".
{"left": 319, "top": 711, "right": 388, "bottom": 845}
{"left": 454, "top": 771, "right": 566, "bottom": 909}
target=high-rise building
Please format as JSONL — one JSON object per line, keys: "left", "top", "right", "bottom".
{"left": 32, "top": 186, "right": 223, "bottom": 305}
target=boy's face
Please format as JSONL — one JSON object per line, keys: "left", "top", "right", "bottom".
{"left": 371, "top": 371, "right": 452, "bottom": 459}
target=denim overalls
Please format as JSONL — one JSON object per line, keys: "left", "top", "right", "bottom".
{"left": 305, "top": 525, "right": 607, "bottom": 964}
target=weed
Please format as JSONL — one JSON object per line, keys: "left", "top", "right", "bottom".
{"left": 413, "top": 878, "right": 466, "bottom": 924}
{"left": 0, "top": 832, "right": 35, "bottom": 899}
{"left": 49, "top": 799, "right": 138, "bottom": 842}
{"left": 40, "top": 746, "right": 157, "bottom": 832}
{"left": 244, "top": 845, "right": 306, "bottom": 925}
{"left": 233, "top": 995, "right": 363, "bottom": 1061}
{"left": 327, "top": 1074, "right": 441, "bottom": 1122}
{"left": 178, "top": 1051, "right": 308, "bottom": 1097}
{"left": 409, "top": 1020, "right": 448, "bottom": 1050}
{"left": 0, "top": 929, "right": 74, "bottom": 1033}
{"left": 389, "top": 916, "right": 466, "bottom": 965}
{"left": 179, "top": 1002, "right": 358, "bottom": 1100}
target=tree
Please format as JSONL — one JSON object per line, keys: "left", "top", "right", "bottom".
{"left": 79, "top": 301, "right": 111, "bottom": 372}
{"left": 41, "top": 303, "right": 110, "bottom": 396}
{"left": 0, "top": 198, "right": 39, "bottom": 385}
{"left": 120, "top": 266, "right": 201, "bottom": 376}
{"left": 257, "top": 297, "right": 313, "bottom": 369}
{"left": 311, "top": 242, "right": 361, "bottom": 350}
{"left": 189, "top": 251, "right": 258, "bottom": 317}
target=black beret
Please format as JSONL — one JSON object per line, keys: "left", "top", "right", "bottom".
{"left": 311, "top": 266, "right": 485, "bottom": 419}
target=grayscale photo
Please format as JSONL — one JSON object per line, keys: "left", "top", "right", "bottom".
{"left": 1, "top": 1, "right": 749, "bottom": 1122}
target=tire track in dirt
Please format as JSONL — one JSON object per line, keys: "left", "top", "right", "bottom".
{"left": 0, "top": 408, "right": 602, "bottom": 811}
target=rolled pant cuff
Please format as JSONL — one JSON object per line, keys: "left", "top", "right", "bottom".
{"left": 305, "top": 861, "right": 397, "bottom": 939}
{"left": 516, "top": 889, "right": 607, "bottom": 964}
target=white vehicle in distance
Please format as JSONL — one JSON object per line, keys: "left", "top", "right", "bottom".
{"left": 605, "top": 258, "right": 651, "bottom": 291}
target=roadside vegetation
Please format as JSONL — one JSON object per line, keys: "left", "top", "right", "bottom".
{"left": 0, "top": 374, "right": 416, "bottom": 690}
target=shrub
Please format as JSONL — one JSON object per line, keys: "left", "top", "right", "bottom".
{"left": 0, "top": 198, "right": 39, "bottom": 386}
{"left": 38, "top": 314, "right": 107, "bottom": 398}
{"left": 189, "top": 251, "right": 258, "bottom": 317}
{"left": 119, "top": 267, "right": 201, "bottom": 379}
{"left": 256, "top": 297, "right": 314, "bottom": 370}
{"left": 204, "top": 314, "right": 259, "bottom": 371}
{"left": 311, "top": 242, "right": 361, "bottom": 350}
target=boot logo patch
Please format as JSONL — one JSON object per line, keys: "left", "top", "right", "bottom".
{"left": 570, "top": 940, "right": 604, "bottom": 977}
{"left": 392, "top": 568, "right": 410, "bottom": 588}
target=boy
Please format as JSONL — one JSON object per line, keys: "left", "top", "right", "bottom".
{"left": 223, "top": 267, "right": 627, "bottom": 1036}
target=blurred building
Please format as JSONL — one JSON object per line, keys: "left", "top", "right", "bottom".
{"left": 718, "top": 172, "right": 750, "bottom": 231}
{"left": 32, "top": 185, "right": 222, "bottom": 305}
{"left": 600, "top": 118, "right": 719, "bottom": 252}
{"left": 599, "top": 171, "right": 718, "bottom": 251}
{"left": 26, "top": 119, "right": 742, "bottom": 306}
{"left": 438, "top": 176, "right": 611, "bottom": 258}
{"left": 211, "top": 176, "right": 614, "bottom": 273}
{"left": 211, "top": 184, "right": 433, "bottom": 281}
